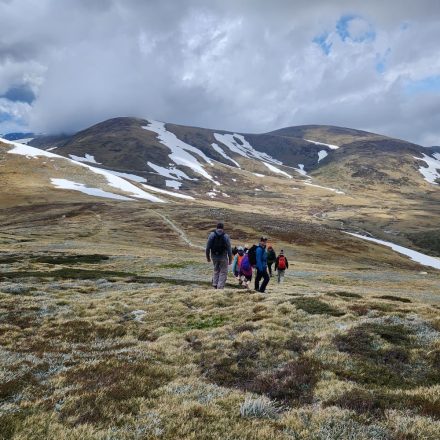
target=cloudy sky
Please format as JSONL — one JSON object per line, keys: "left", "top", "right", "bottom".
{"left": 1, "top": 0, "right": 440, "bottom": 145}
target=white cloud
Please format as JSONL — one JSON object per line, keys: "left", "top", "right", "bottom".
{"left": 0, "top": 0, "right": 439, "bottom": 145}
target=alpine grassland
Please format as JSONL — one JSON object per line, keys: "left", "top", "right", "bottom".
{"left": 0, "top": 201, "right": 439, "bottom": 440}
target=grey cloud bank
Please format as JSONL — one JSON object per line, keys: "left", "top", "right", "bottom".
{"left": 1, "top": 0, "right": 440, "bottom": 146}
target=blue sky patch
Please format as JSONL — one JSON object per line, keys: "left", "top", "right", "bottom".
{"left": 336, "top": 14, "right": 376, "bottom": 43}
{"left": 313, "top": 32, "right": 332, "bottom": 55}
{"left": 404, "top": 75, "right": 440, "bottom": 95}
{"left": 2, "top": 85, "right": 36, "bottom": 104}
{"left": 375, "top": 48, "right": 391, "bottom": 74}
{"left": 0, "top": 112, "right": 14, "bottom": 123}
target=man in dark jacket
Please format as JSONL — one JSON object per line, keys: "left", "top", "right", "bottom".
{"left": 267, "top": 246, "right": 276, "bottom": 277}
{"left": 206, "top": 222, "right": 232, "bottom": 289}
{"left": 275, "top": 249, "right": 289, "bottom": 283}
{"left": 255, "top": 236, "right": 270, "bottom": 293}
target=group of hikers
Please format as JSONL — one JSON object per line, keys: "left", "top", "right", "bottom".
{"left": 206, "top": 222, "right": 289, "bottom": 291}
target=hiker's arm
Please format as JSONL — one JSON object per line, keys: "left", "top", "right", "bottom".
{"left": 226, "top": 235, "right": 233, "bottom": 264}
{"left": 205, "top": 234, "right": 213, "bottom": 261}
{"left": 232, "top": 255, "right": 238, "bottom": 272}
{"left": 286, "top": 258, "right": 289, "bottom": 269}
{"left": 256, "top": 247, "right": 263, "bottom": 271}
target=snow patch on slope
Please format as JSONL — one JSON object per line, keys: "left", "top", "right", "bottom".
{"left": 142, "top": 184, "right": 194, "bottom": 200}
{"left": 147, "top": 161, "right": 193, "bottom": 181}
{"left": 69, "top": 153, "right": 101, "bottom": 164}
{"left": 262, "top": 162, "right": 292, "bottom": 178}
{"left": 305, "top": 139, "right": 339, "bottom": 150}
{"left": 14, "top": 137, "right": 34, "bottom": 144}
{"left": 4, "top": 139, "right": 60, "bottom": 159}
{"left": 304, "top": 181, "right": 344, "bottom": 194}
{"left": 414, "top": 153, "right": 440, "bottom": 185}
{"left": 143, "top": 121, "right": 219, "bottom": 184}
{"left": 294, "top": 164, "right": 309, "bottom": 176}
{"left": 51, "top": 179, "right": 133, "bottom": 201}
{"left": 214, "top": 133, "right": 281, "bottom": 165}
{"left": 346, "top": 232, "right": 440, "bottom": 270}
{"left": 166, "top": 180, "right": 182, "bottom": 189}
{"left": 105, "top": 170, "right": 147, "bottom": 183}
{"left": 4, "top": 139, "right": 164, "bottom": 202}
{"left": 318, "top": 150, "right": 328, "bottom": 163}
{"left": 211, "top": 142, "right": 241, "bottom": 168}
{"left": 79, "top": 163, "right": 164, "bottom": 202}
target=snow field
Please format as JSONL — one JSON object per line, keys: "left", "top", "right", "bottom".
{"left": 143, "top": 121, "right": 219, "bottom": 184}
{"left": 50, "top": 179, "right": 133, "bottom": 201}
{"left": 346, "top": 232, "right": 440, "bottom": 270}
{"left": 141, "top": 184, "right": 194, "bottom": 200}
{"left": 68, "top": 153, "right": 101, "bottom": 164}
{"left": 211, "top": 143, "right": 241, "bottom": 168}
{"left": 305, "top": 138, "right": 339, "bottom": 149}
{"left": 213, "top": 133, "right": 282, "bottom": 165}
{"left": 318, "top": 150, "right": 328, "bottom": 162}
{"left": 262, "top": 162, "right": 292, "bottom": 178}
{"left": 4, "top": 139, "right": 164, "bottom": 203}
{"left": 414, "top": 153, "right": 440, "bottom": 185}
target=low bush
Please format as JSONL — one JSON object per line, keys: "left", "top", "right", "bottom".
{"left": 374, "top": 295, "right": 412, "bottom": 303}
{"left": 291, "top": 297, "right": 345, "bottom": 316}
{"left": 251, "top": 357, "right": 321, "bottom": 405}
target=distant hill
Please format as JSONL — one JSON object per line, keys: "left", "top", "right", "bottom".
{"left": 2, "top": 116, "right": 440, "bottom": 257}
{"left": 2, "top": 132, "right": 34, "bottom": 141}
{"left": 27, "top": 117, "right": 439, "bottom": 193}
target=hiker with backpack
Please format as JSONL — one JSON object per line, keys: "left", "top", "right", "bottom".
{"left": 275, "top": 249, "right": 289, "bottom": 283}
{"left": 253, "top": 236, "right": 270, "bottom": 293}
{"left": 206, "top": 222, "right": 232, "bottom": 289}
{"left": 267, "top": 245, "right": 276, "bottom": 277}
{"left": 232, "top": 246, "right": 245, "bottom": 280}
{"left": 238, "top": 248, "right": 253, "bottom": 289}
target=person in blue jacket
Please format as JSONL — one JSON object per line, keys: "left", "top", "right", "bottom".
{"left": 255, "top": 236, "right": 270, "bottom": 293}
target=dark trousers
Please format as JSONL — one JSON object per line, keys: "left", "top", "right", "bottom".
{"left": 255, "top": 268, "right": 270, "bottom": 292}
{"left": 268, "top": 262, "right": 274, "bottom": 276}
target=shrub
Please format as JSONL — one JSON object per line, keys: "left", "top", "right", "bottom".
{"left": 326, "top": 291, "right": 362, "bottom": 299}
{"left": 348, "top": 304, "right": 370, "bottom": 316}
{"left": 1, "top": 284, "right": 33, "bottom": 295}
{"left": 326, "top": 388, "right": 393, "bottom": 416}
{"left": 251, "top": 357, "right": 321, "bottom": 404}
{"left": 334, "top": 327, "right": 376, "bottom": 356}
{"left": 34, "top": 254, "right": 109, "bottom": 265}
{"left": 374, "top": 295, "right": 411, "bottom": 303}
{"left": 291, "top": 297, "right": 345, "bottom": 316}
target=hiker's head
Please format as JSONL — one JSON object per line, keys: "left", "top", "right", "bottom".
{"left": 260, "top": 236, "right": 268, "bottom": 246}
{"left": 216, "top": 222, "right": 224, "bottom": 230}
{"left": 237, "top": 246, "right": 244, "bottom": 255}
{"left": 268, "top": 245, "right": 273, "bottom": 250}
{"left": 280, "top": 249, "right": 284, "bottom": 255}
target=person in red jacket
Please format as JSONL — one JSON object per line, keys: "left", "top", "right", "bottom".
{"left": 275, "top": 249, "right": 289, "bottom": 283}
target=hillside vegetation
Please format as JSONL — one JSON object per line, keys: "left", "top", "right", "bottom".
{"left": 0, "top": 201, "right": 439, "bottom": 440}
